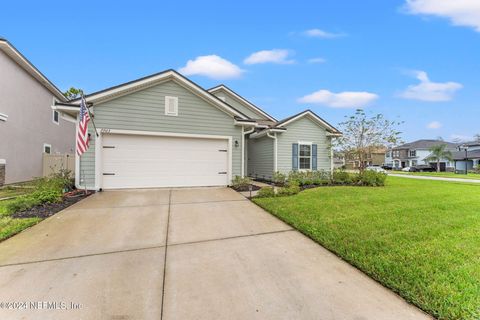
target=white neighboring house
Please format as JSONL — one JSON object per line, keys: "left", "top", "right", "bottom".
{"left": 385, "top": 140, "right": 458, "bottom": 171}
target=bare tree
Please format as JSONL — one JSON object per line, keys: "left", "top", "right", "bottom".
{"left": 336, "top": 109, "right": 403, "bottom": 172}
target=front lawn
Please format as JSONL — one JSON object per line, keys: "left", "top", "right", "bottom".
{"left": 393, "top": 171, "right": 480, "bottom": 180}
{"left": 253, "top": 177, "right": 480, "bottom": 320}
{"left": 0, "top": 199, "right": 40, "bottom": 241}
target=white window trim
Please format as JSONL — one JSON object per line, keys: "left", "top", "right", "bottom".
{"left": 298, "top": 141, "right": 313, "bottom": 171}
{"left": 43, "top": 143, "right": 52, "bottom": 154}
{"left": 52, "top": 109, "right": 60, "bottom": 125}
{"left": 0, "top": 113, "right": 8, "bottom": 122}
{"left": 165, "top": 96, "right": 178, "bottom": 116}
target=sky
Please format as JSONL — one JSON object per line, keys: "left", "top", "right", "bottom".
{"left": 1, "top": 0, "right": 479, "bottom": 142}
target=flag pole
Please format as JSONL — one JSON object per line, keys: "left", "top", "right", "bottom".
{"left": 82, "top": 94, "right": 99, "bottom": 137}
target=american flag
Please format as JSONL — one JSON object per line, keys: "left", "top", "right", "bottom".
{"left": 76, "top": 96, "right": 91, "bottom": 156}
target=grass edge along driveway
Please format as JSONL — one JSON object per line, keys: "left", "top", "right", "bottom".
{"left": 253, "top": 177, "right": 480, "bottom": 320}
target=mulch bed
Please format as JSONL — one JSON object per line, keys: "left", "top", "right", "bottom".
{"left": 11, "top": 190, "right": 93, "bottom": 219}
{"left": 231, "top": 184, "right": 262, "bottom": 192}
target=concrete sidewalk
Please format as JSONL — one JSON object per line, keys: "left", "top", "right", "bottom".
{"left": 389, "top": 173, "right": 480, "bottom": 183}
{"left": 0, "top": 187, "right": 432, "bottom": 319}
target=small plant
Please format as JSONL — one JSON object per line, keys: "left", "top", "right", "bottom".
{"left": 256, "top": 187, "right": 276, "bottom": 198}
{"left": 272, "top": 172, "right": 287, "bottom": 186}
{"left": 231, "top": 176, "right": 252, "bottom": 191}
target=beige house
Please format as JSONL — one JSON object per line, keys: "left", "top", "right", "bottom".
{"left": 0, "top": 38, "right": 75, "bottom": 185}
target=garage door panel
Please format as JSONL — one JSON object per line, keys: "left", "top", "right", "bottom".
{"left": 101, "top": 134, "right": 229, "bottom": 189}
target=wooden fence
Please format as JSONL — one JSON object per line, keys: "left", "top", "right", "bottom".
{"left": 42, "top": 154, "right": 75, "bottom": 177}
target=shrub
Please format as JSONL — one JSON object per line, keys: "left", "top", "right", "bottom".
{"left": 286, "top": 170, "right": 331, "bottom": 186}
{"left": 332, "top": 169, "right": 352, "bottom": 185}
{"left": 256, "top": 187, "right": 276, "bottom": 198}
{"left": 231, "top": 176, "right": 251, "bottom": 190}
{"left": 272, "top": 172, "right": 287, "bottom": 186}
{"left": 277, "top": 180, "right": 301, "bottom": 196}
{"left": 5, "top": 176, "right": 64, "bottom": 213}
{"left": 356, "top": 170, "right": 387, "bottom": 186}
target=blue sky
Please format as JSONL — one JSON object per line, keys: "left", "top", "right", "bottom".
{"left": 2, "top": 0, "right": 479, "bottom": 142}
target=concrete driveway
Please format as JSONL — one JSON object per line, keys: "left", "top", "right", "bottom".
{"left": 0, "top": 188, "right": 431, "bottom": 320}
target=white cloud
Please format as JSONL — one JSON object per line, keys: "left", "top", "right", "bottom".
{"left": 303, "top": 28, "right": 345, "bottom": 38}
{"left": 298, "top": 89, "right": 379, "bottom": 108}
{"left": 427, "top": 121, "right": 442, "bottom": 129}
{"left": 308, "top": 57, "right": 327, "bottom": 64}
{"left": 244, "top": 49, "right": 295, "bottom": 65}
{"left": 399, "top": 71, "right": 462, "bottom": 102}
{"left": 178, "top": 55, "right": 244, "bottom": 80}
{"left": 405, "top": 0, "right": 480, "bottom": 32}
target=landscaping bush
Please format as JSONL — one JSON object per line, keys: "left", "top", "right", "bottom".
{"left": 5, "top": 176, "right": 65, "bottom": 214}
{"left": 332, "top": 169, "right": 352, "bottom": 185}
{"left": 231, "top": 176, "right": 251, "bottom": 190}
{"left": 272, "top": 172, "right": 287, "bottom": 186}
{"left": 256, "top": 187, "right": 276, "bottom": 198}
{"left": 285, "top": 170, "right": 331, "bottom": 186}
{"left": 355, "top": 170, "right": 387, "bottom": 186}
{"left": 277, "top": 180, "right": 301, "bottom": 196}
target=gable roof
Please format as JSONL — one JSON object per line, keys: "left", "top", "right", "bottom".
{"left": 208, "top": 84, "right": 277, "bottom": 122}
{"left": 68, "top": 69, "right": 249, "bottom": 119}
{"left": 394, "top": 139, "right": 458, "bottom": 150}
{"left": 274, "top": 110, "right": 341, "bottom": 134}
{"left": 0, "top": 38, "right": 66, "bottom": 101}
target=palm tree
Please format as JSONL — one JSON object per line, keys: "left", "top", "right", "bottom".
{"left": 426, "top": 144, "right": 453, "bottom": 172}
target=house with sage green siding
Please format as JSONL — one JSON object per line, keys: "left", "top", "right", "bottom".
{"left": 53, "top": 69, "right": 341, "bottom": 190}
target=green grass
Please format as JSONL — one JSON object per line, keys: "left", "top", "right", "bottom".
{"left": 393, "top": 171, "right": 480, "bottom": 180}
{"left": 0, "top": 185, "right": 40, "bottom": 241}
{"left": 254, "top": 177, "right": 480, "bottom": 320}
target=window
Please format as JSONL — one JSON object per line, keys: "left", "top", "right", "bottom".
{"left": 165, "top": 96, "right": 178, "bottom": 116}
{"left": 409, "top": 150, "right": 416, "bottom": 157}
{"left": 393, "top": 150, "right": 400, "bottom": 158}
{"left": 43, "top": 144, "right": 52, "bottom": 154}
{"left": 299, "top": 143, "right": 312, "bottom": 170}
{"left": 52, "top": 110, "right": 59, "bottom": 124}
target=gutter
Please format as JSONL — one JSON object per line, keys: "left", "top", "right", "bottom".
{"left": 250, "top": 128, "right": 286, "bottom": 139}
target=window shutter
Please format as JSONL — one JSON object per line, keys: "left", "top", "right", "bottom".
{"left": 292, "top": 143, "right": 299, "bottom": 171}
{"left": 312, "top": 144, "right": 317, "bottom": 170}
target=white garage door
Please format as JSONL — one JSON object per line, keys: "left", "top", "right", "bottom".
{"left": 101, "top": 134, "right": 229, "bottom": 189}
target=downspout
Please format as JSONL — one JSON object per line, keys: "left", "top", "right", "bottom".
{"left": 267, "top": 131, "right": 278, "bottom": 172}
{"left": 330, "top": 137, "right": 334, "bottom": 174}
{"left": 242, "top": 126, "right": 256, "bottom": 177}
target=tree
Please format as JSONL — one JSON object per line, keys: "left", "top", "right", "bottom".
{"left": 336, "top": 109, "right": 403, "bottom": 172}
{"left": 426, "top": 144, "right": 452, "bottom": 172}
{"left": 63, "top": 87, "right": 84, "bottom": 100}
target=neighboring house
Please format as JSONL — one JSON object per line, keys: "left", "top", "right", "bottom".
{"left": 344, "top": 147, "right": 386, "bottom": 170}
{"left": 385, "top": 139, "right": 457, "bottom": 171}
{"left": 452, "top": 141, "right": 480, "bottom": 172}
{"left": 0, "top": 39, "right": 75, "bottom": 185}
{"left": 54, "top": 69, "right": 341, "bottom": 190}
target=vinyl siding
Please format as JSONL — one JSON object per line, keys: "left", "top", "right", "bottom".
{"left": 247, "top": 136, "right": 274, "bottom": 180}
{"left": 79, "top": 80, "right": 242, "bottom": 189}
{"left": 277, "top": 117, "right": 331, "bottom": 173}
{"left": 211, "top": 89, "right": 269, "bottom": 120}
